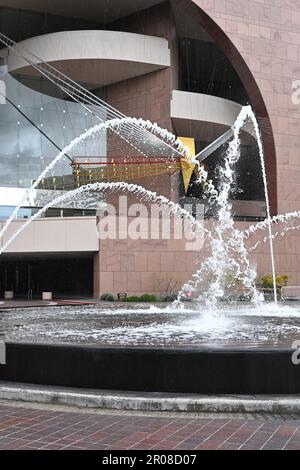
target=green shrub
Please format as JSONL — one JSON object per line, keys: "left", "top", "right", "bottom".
{"left": 124, "top": 296, "right": 139, "bottom": 302}
{"left": 278, "top": 275, "right": 289, "bottom": 287}
{"left": 261, "top": 274, "right": 289, "bottom": 289}
{"left": 100, "top": 293, "right": 115, "bottom": 302}
{"left": 125, "top": 294, "right": 158, "bottom": 302}
{"left": 163, "top": 294, "right": 177, "bottom": 302}
{"left": 140, "top": 294, "right": 158, "bottom": 302}
{"left": 261, "top": 274, "right": 273, "bottom": 289}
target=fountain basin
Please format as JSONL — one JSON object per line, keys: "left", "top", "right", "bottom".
{"left": 0, "top": 303, "right": 300, "bottom": 394}
{"left": 0, "top": 342, "right": 300, "bottom": 394}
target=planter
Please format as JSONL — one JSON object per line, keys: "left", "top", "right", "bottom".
{"left": 42, "top": 292, "right": 53, "bottom": 301}
{"left": 4, "top": 291, "right": 14, "bottom": 300}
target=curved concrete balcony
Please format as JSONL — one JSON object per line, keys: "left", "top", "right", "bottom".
{"left": 7, "top": 30, "right": 170, "bottom": 87}
{"left": 171, "top": 90, "right": 244, "bottom": 142}
{"left": 0, "top": 1, "right": 162, "bottom": 23}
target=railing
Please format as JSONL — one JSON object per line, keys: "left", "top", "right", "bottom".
{"left": 0, "top": 206, "right": 97, "bottom": 221}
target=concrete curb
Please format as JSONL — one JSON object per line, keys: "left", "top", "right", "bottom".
{"left": 1, "top": 382, "right": 300, "bottom": 414}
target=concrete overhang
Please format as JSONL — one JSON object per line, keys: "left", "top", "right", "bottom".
{"left": 0, "top": 0, "right": 164, "bottom": 24}
{"left": 171, "top": 90, "right": 244, "bottom": 142}
{"left": 7, "top": 30, "right": 170, "bottom": 87}
{"left": 0, "top": 217, "right": 99, "bottom": 254}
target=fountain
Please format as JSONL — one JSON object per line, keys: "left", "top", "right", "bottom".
{"left": 1, "top": 37, "right": 300, "bottom": 397}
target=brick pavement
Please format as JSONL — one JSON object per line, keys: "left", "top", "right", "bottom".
{"left": 0, "top": 402, "right": 299, "bottom": 450}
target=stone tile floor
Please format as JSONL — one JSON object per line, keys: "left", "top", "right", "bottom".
{"left": 0, "top": 401, "right": 299, "bottom": 450}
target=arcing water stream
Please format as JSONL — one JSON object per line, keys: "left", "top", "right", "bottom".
{"left": 0, "top": 105, "right": 284, "bottom": 308}
{"left": 0, "top": 181, "right": 208, "bottom": 255}
{"left": 175, "top": 106, "right": 276, "bottom": 306}
{"left": 0, "top": 115, "right": 217, "bottom": 248}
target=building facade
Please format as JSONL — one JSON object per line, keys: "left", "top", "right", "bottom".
{"left": 0, "top": 0, "right": 299, "bottom": 298}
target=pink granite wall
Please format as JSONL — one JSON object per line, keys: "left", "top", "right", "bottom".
{"left": 94, "top": 0, "right": 300, "bottom": 297}
{"left": 192, "top": 0, "right": 300, "bottom": 215}
{"left": 94, "top": 236, "right": 204, "bottom": 298}
{"left": 94, "top": 215, "right": 207, "bottom": 298}
{"left": 94, "top": 216, "right": 300, "bottom": 298}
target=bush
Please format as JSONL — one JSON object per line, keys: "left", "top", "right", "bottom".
{"left": 100, "top": 293, "right": 115, "bottom": 302}
{"left": 140, "top": 294, "right": 158, "bottom": 302}
{"left": 163, "top": 294, "right": 177, "bottom": 302}
{"left": 125, "top": 294, "right": 158, "bottom": 302}
{"left": 124, "top": 296, "right": 139, "bottom": 302}
{"left": 261, "top": 274, "right": 289, "bottom": 289}
{"left": 261, "top": 274, "right": 273, "bottom": 289}
{"left": 278, "top": 275, "right": 289, "bottom": 287}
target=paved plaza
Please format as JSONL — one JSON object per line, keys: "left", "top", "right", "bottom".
{"left": 0, "top": 401, "right": 299, "bottom": 450}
